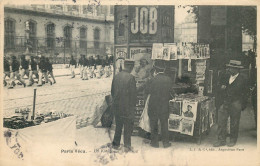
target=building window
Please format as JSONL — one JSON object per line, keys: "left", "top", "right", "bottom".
{"left": 46, "top": 23, "right": 55, "bottom": 48}
{"left": 27, "top": 20, "right": 37, "bottom": 51}
{"left": 64, "top": 26, "right": 72, "bottom": 48}
{"left": 110, "top": 6, "right": 114, "bottom": 15}
{"left": 4, "top": 19, "right": 15, "bottom": 49}
{"left": 118, "top": 22, "right": 125, "bottom": 36}
{"left": 94, "top": 28, "right": 100, "bottom": 49}
{"left": 80, "top": 27, "right": 87, "bottom": 49}
{"left": 96, "top": 6, "right": 101, "bottom": 16}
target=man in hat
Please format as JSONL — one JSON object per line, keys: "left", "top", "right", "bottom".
{"left": 145, "top": 60, "right": 173, "bottom": 148}
{"left": 184, "top": 105, "right": 194, "bottom": 118}
{"left": 213, "top": 60, "right": 249, "bottom": 147}
{"left": 111, "top": 60, "right": 136, "bottom": 152}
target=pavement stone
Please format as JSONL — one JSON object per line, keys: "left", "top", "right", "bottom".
{"left": 3, "top": 75, "right": 112, "bottom": 118}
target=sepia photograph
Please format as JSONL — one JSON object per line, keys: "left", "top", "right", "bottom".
{"left": 0, "top": 0, "right": 258, "bottom": 166}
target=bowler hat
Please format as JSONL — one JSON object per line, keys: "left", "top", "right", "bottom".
{"left": 226, "top": 60, "right": 244, "bottom": 69}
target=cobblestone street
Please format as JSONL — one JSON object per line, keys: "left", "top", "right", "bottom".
{"left": 3, "top": 75, "right": 112, "bottom": 117}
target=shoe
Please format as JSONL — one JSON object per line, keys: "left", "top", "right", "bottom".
{"left": 227, "top": 140, "right": 237, "bottom": 147}
{"left": 163, "top": 142, "right": 171, "bottom": 148}
{"left": 23, "top": 84, "right": 26, "bottom": 88}
{"left": 112, "top": 145, "right": 120, "bottom": 150}
{"left": 17, "top": 82, "right": 22, "bottom": 85}
{"left": 50, "top": 82, "right": 52, "bottom": 85}
{"left": 150, "top": 143, "right": 159, "bottom": 148}
{"left": 213, "top": 141, "right": 226, "bottom": 147}
{"left": 124, "top": 146, "right": 134, "bottom": 153}
{"left": 37, "top": 84, "right": 42, "bottom": 87}
{"left": 4, "top": 81, "right": 7, "bottom": 87}
{"left": 112, "top": 142, "right": 120, "bottom": 150}
{"left": 53, "top": 81, "right": 56, "bottom": 84}
{"left": 8, "top": 86, "right": 14, "bottom": 89}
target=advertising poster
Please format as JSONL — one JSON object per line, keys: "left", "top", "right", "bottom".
{"left": 152, "top": 43, "right": 163, "bottom": 60}
{"left": 164, "top": 43, "right": 178, "bottom": 60}
{"left": 130, "top": 47, "right": 153, "bottom": 87}
{"left": 168, "top": 117, "right": 182, "bottom": 132}
{"left": 182, "top": 100, "right": 198, "bottom": 121}
{"left": 180, "top": 119, "right": 195, "bottom": 136}
{"left": 169, "top": 100, "right": 182, "bottom": 116}
{"left": 115, "top": 48, "right": 127, "bottom": 74}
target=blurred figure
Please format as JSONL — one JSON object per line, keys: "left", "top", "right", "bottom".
{"left": 69, "top": 56, "right": 77, "bottom": 78}
{"left": 9, "top": 55, "right": 26, "bottom": 88}
{"left": 38, "top": 56, "right": 52, "bottom": 86}
{"left": 89, "top": 56, "right": 95, "bottom": 78}
{"left": 28, "top": 56, "right": 39, "bottom": 86}
{"left": 95, "top": 55, "right": 102, "bottom": 79}
{"left": 78, "top": 54, "right": 84, "bottom": 79}
{"left": 3, "top": 56, "right": 11, "bottom": 87}
{"left": 20, "top": 55, "right": 30, "bottom": 80}
{"left": 82, "top": 55, "right": 89, "bottom": 80}
{"left": 46, "top": 58, "right": 56, "bottom": 84}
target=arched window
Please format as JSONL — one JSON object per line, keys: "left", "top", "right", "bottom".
{"left": 118, "top": 22, "right": 125, "bottom": 36}
{"left": 64, "top": 25, "right": 72, "bottom": 48}
{"left": 4, "top": 18, "right": 15, "bottom": 49}
{"left": 26, "top": 20, "right": 37, "bottom": 51}
{"left": 80, "top": 27, "right": 87, "bottom": 49}
{"left": 46, "top": 23, "right": 55, "bottom": 48}
{"left": 94, "top": 28, "right": 100, "bottom": 49}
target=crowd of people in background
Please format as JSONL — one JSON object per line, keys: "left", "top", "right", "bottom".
{"left": 69, "top": 54, "right": 114, "bottom": 80}
{"left": 3, "top": 53, "right": 56, "bottom": 89}
{"left": 3, "top": 53, "right": 114, "bottom": 89}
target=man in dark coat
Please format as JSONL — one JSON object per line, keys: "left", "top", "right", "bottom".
{"left": 145, "top": 61, "right": 173, "bottom": 148}
{"left": 9, "top": 55, "right": 26, "bottom": 88}
{"left": 213, "top": 60, "right": 249, "bottom": 147}
{"left": 28, "top": 56, "right": 39, "bottom": 86}
{"left": 111, "top": 60, "right": 136, "bottom": 152}
{"left": 37, "top": 56, "right": 52, "bottom": 86}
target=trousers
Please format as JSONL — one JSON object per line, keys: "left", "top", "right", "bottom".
{"left": 113, "top": 115, "right": 134, "bottom": 147}
{"left": 217, "top": 100, "right": 242, "bottom": 142}
{"left": 149, "top": 113, "right": 169, "bottom": 145}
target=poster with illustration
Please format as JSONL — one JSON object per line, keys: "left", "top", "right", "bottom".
{"left": 152, "top": 43, "right": 163, "bottom": 59}
{"left": 180, "top": 119, "right": 194, "bottom": 136}
{"left": 168, "top": 117, "right": 182, "bottom": 132}
{"left": 169, "top": 100, "right": 182, "bottom": 116}
{"left": 168, "top": 43, "right": 178, "bottom": 60}
{"left": 182, "top": 100, "right": 198, "bottom": 121}
{"left": 115, "top": 48, "right": 127, "bottom": 74}
{"left": 177, "top": 43, "right": 184, "bottom": 59}
{"left": 130, "top": 47, "right": 153, "bottom": 88}
{"left": 162, "top": 46, "right": 170, "bottom": 60}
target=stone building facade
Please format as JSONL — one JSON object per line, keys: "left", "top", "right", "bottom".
{"left": 4, "top": 4, "right": 114, "bottom": 63}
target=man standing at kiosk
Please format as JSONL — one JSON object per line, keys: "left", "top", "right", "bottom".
{"left": 111, "top": 60, "right": 136, "bottom": 152}
{"left": 146, "top": 60, "right": 173, "bottom": 148}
